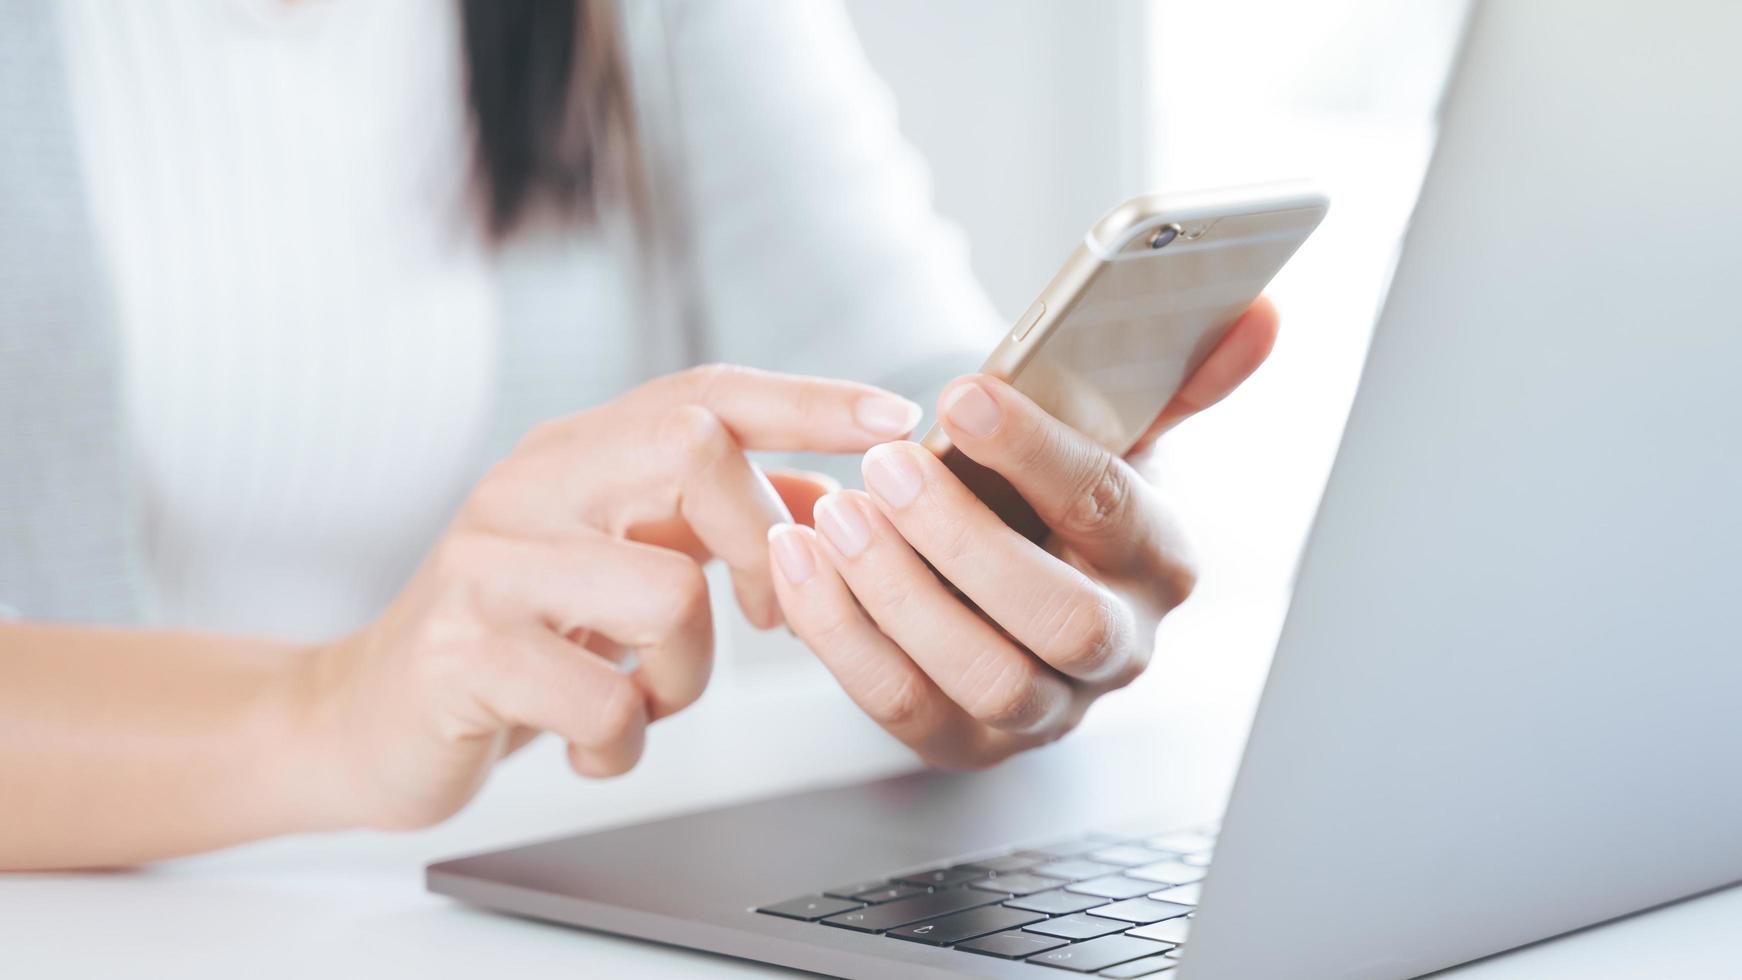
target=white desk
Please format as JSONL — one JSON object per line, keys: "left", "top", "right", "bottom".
{"left": 6, "top": 711, "right": 1734, "bottom": 978}
{"left": 3, "top": 604, "right": 1734, "bottom": 978}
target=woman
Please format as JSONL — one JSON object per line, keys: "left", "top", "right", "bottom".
{"left": 0, "top": 0, "right": 1278, "bottom": 869}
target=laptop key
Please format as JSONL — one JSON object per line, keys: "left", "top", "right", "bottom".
{"left": 1026, "top": 839, "right": 1107, "bottom": 858}
{"left": 967, "top": 872, "right": 1065, "bottom": 896}
{"left": 965, "top": 853, "right": 1045, "bottom": 874}
{"left": 887, "top": 905, "right": 1044, "bottom": 946}
{"left": 1147, "top": 831, "right": 1215, "bottom": 854}
{"left": 1126, "top": 917, "right": 1192, "bottom": 944}
{"left": 853, "top": 884, "right": 929, "bottom": 904}
{"left": 755, "top": 895, "right": 864, "bottom": 921}
{"left": 1027, "top": 934, "right": 1171, "bottom": 972}
{"left": 1099, "top": 955, "right": 1176, "bottom": 977}
{"left": 1024, "top": 912, "right": 1128, "bottom": 940}
{"left": 1032, "top": 859, "right": 1124, "bottom": 881}
{"left": 956, "top": 929, "right": 1070, "bottom": 959}
{"left": 1147, "top": 883, "right": 1200, "bottom": 906}
{"left": 1068, "top": 875, "right": 1157, "bottom": 900}
{"left": 820, "top": 887, "right": 995, "bottom": 932}
{"left": 823, "top": 878, "right": 890, "bottom": 899}
{"left": 1088, "top": 898, "right": 1193, "bottom": 924}
{"left": 1004, "top": 889, "right": 1109, "bottom": 915}
{"left": 1127, "top": 860, "right": 1203, "bottom": 885}
{"left": 1087, "top": 845, "right": 1174, "bottom": 867}
{"left": 897, "top": 866, "right": 984, "bottom": 888}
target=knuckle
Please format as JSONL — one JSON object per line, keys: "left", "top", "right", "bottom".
{"left": 677, "top": 361, "right": 739, "bottom": 402}
{"left": 963, "top": 652, "right": 1048, "bottom": 731}
{"left": 569, "top": 740, "right": 641, "bottom": 779}
{"left": 660, "top": 403, "right": 734, "bottom": 467}
{"left": 662, "top": 678, "right": 708, "bottom": 717}
{"left": 579, "top": 754, "right": 637, "bottom": 779}
{"left": 686, "top": 361, "right": 733, "bottom": 388}
{"left": 807, "top": 601, "right": 862, "bottom": 651}
{"left": 1161, "top": 556, "right": 1199, "bottom": 607}
{"left": 1135, "top": 512, "right": 1199, "bottom": 612}
{"left": 929, "top": 515, "right": 977, "bottom": 566}
{"left": 1143, "top": 502, "right": 1198, "bottom": 608}
{"left": 651, "top": 559, "right": 711, "bottom": 632}
{"left": 866, "top": 569, "right": 917, "bottom": 615}
{"left": 860, "top": 668, "right": 929, "bottom": 731}
{"left": 591, "top": 679, "right": 646, "bottom": 747}
{"left": 1011, "top": 415, "right": 1059, "bottom": 472}
{"left": 406, "top": 615, "right": 490, "bottom": 691}
{"left": 1038, "top": 590, "right": 1121, "bottom": 678}
{"left": 789, "top": 377, "right": 826, "bottom": 420}
{"left": 1060, "top": 455, "right": 1131, "bottom": 537}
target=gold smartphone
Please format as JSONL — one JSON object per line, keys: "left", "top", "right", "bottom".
{"left": 921, "top": 182, "right": 1329, "bottom": 541}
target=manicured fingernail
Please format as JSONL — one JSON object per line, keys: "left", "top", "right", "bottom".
{"left": 751, "top": 463, "right": 795, "bottom": 524}
{"left": 862, "top": 444, "right": 923, "bottom": 508}
{"left": 855, "top": 393, "right": 923, "bottom": 437}
{"left": 814, "top": 494, "right": 871, "bottom": 557}
{"left": 767, "top": 523, "right": 815, "bottom": 584}
{"left": 943, "top": 382, "right": 1000, "bottom": 437}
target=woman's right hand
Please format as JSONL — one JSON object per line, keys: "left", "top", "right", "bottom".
{"left": 294, "top": 365, "right": 921, "bottom": 831}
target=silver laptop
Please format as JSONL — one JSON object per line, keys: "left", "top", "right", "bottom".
{"left": 427, "top": 2, "right": 1742, "bottom": 976}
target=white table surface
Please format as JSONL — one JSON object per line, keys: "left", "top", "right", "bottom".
{"left": 3, "top": 600, "right": 1733, "bottom": 979}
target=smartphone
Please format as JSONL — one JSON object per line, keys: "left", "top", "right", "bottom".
{"left": 921, "top": 182, "right": 1328, "bottom": 542}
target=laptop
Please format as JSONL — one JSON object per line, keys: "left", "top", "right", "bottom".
{"left": 427, "top": 2, "right": 1742, "bottom": 976}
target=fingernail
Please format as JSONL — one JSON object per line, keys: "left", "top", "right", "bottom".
{"left": 855, "top": 393, "right": 923, "bottom": 437}
{"left": 767, "top": 523, "right": 815, "bottom": 584}
{"left": 943, "top": 382, "right": 1001, "bottom": 437}
{"left": 814, "top": 494, "right": 872, "bottom": 558}
{"left": 750, "top": 463, "right": 795, "bottom": 524}
{"left": 862, "top": 444, "right": 923, "bottom": 508}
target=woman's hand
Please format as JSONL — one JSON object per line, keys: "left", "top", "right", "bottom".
{"left": 297, "top": 365, "right": 921, "bottom": 830}
{"left": 768, "top": 299, "right": 1280, "bottom": 769}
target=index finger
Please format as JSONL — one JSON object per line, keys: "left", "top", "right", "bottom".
{"left": 629, "top": 363, "right": 923, "bottom": 452}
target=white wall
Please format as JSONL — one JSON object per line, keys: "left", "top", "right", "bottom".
{"left": 844, "top": 0, "right": 1151, "bottom": 321}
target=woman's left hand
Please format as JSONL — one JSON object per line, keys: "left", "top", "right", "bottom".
{"left": 768, "top": 297, "right": 1280, "bottom": 769}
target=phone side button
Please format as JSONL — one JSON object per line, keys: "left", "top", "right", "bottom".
{"left": 1012, "top": 300, "right": 1047, "bottom": 341}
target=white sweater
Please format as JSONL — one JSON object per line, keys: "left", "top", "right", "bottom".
{"left": 58, "top": 0, "right": 1001, "bottom": 642}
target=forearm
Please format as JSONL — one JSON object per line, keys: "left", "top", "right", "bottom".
{"left": 0, "top": 623, "right": 341, "bottom": 870}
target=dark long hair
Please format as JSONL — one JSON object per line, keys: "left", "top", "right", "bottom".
{"left": 460, "top": 0, "right": 641, "bottom": 240}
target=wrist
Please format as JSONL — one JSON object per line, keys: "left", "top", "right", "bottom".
{"left": 252, "top": 638, "right": 368, "bottom": 835}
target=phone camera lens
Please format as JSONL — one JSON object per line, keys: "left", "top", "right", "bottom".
{"left": 1148, "top": 224, "right": 1181, "bottom": 250}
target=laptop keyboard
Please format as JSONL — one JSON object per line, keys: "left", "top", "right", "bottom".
{"left": 755, "top": 824, "right": 1216, "bottom": 976}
